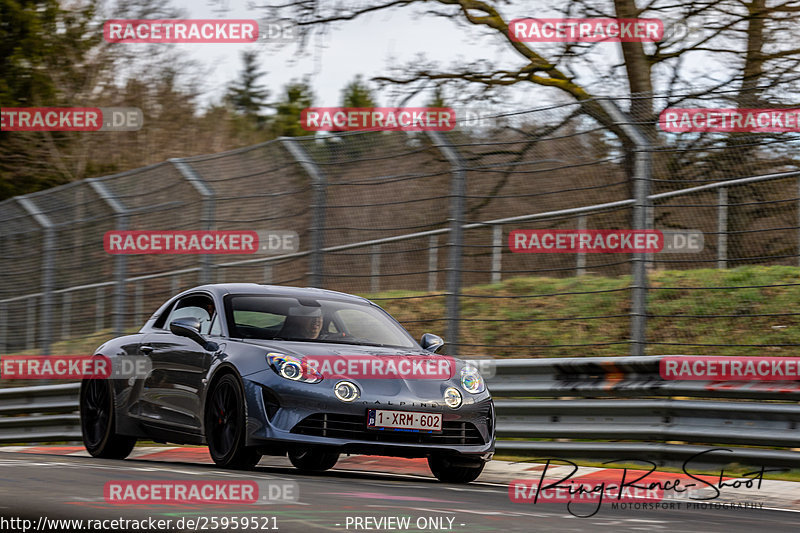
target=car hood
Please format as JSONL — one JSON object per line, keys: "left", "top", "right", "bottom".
{"left": 241, "top": 339, "right": 434, "bottom": 358}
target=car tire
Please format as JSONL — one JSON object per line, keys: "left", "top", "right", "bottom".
{"left": 288, "top": 446, "right": 340, "bottom": 472}
{"left": 80, "top": 378, "right": 137, "bottom": 459}
{"left": 427, "top": 455, "right": 485, "bottom": 483}
{"left": 205, "top": 373, "right": 261, "bottom": 469}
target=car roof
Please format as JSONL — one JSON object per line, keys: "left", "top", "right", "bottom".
{"left": 182, "top": 283, "right": 371, "bottom": 304}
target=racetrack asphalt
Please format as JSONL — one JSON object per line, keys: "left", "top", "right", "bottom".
{"left": 0, "top": 446, "right": 798, "bottom": 532}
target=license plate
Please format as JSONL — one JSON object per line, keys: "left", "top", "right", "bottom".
{"left": 367, "top": 409, "right": 442, "bottom": 432}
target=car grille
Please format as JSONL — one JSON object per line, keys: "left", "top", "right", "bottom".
{"left": 291, "top": 413, "right": 485, "bottom": 445}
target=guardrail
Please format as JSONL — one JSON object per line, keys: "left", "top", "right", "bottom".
{"left": 0, "top": 383, "right": 81, "bottom": 443}
{"left": 2, "top": 356, "right": 799, "bottom": 466}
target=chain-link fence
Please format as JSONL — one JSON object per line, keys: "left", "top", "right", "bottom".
{"left": 2, "top": 93, "right": 800, "bottom": 357}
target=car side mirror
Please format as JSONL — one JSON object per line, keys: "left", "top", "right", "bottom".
{"left": 420, "top": 333, "right": 445, "bottom": 353}
{"left": 170, "top": 317, "right": 216, "bottom": 350}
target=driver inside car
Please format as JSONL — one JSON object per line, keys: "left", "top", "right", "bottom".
{"left": 279, "top": 307, "right": 324, "bottom": 340}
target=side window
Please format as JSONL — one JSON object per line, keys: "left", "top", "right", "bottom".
{"left": 164, "top": 294, "right": 217, "bottom": 335}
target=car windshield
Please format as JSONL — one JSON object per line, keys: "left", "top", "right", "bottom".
{"left": 226, "top": 294, "right": 418, "bottom": 349}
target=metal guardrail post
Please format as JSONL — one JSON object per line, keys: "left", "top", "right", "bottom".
{"left": 428, "top": 131, "right": 466, "bottom": 353}
{"left": 491, "top": 225, "right": 502, "bottom": 283}
{"left": 88, "top": 179, "right": 129, "bottom": 336}
{"left": 597, "top": 99, "right": 652, "bottom": 356}
{"left": 16, "top": 197, "right": 55, "bottom": 354}
{"left": 718, "top": 187, "right": 728, "bottom": 269}
{"left": 280, "top": 138, "right": 327, "bottom": 288}
{"left": 171, "top": 159, "right": 216, "bottom": 284}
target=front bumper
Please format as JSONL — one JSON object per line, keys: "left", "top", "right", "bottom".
{"left": 242, "top": 370, "right": 495, "bottom": 458}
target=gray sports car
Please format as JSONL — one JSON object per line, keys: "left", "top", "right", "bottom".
{"left": 80, "top": 284, "right": 495, "bottom": 483}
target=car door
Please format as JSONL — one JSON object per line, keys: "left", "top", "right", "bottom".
{"left": 136, "top": 293, "right": 218, "bottom": 432}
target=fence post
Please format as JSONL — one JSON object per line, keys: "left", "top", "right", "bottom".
{"left": 171, "top": 159, "right": 216, "bottom": 284}
{"left": 88, "top": 179, "right": 129, "bottom": 336}
{"left": 17, "top": 197, "right": 54, "bottom": 354}
{"left": 95, "top": 287, "right": 104, "bottom": 332}
{"left": 370, "top": 245, "right": 380, "bottom": 293}
{"left": 171, "top": 275, "right": 180, "bottom": 294}
{"left": 491, "top": 225, "right": 502, "bottom": 283}
{"left": 26, "top": 296, "right": 36, "bottom": 351}
{"left": 281, "top": 138, "right": 327, "bottom": 288}
{"left": 646, "top": 202, "right": 655, "bottom": 270}
{"left": 718, "top": 187, "right": 728, "bottom": 269}
{"left": 0, "top": 303, "right": 6, "bottom": 353}
{"left": 576, "top": 215, "right": 587, "bottom": 276}
{"left": 61, "top": 292, "right": 71, "bottom": 341}
{"left": 134, "top": 283, "right": 143, "bottom": 327}
{"left": 428, "top": 131, "right": 466, "bottom": 354}
{"left": 597, "top": 99, "right": 652, "bottom": 356}
{"left": 428, "top": 235, "right": 438, "bottom": 292}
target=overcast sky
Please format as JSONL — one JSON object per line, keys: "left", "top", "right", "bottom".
{"left": 168, "top": 0, "right": 624, "bottom": 110}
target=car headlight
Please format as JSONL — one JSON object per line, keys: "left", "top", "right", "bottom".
{"left": 266, "top": 353, "right": 322, "bottom": 384}
{"left": 460, "top": 367, "right": 485, "bottom": 394}
{"left": 334, "top": 381, "right": 360, "bottom": 402}
{"left": 443, "top": 387, "right": 462, "bottom": 409}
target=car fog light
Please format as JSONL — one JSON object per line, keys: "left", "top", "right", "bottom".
{"left": 334, "top": 381, "right": 360, "bottom": 402}
{"left": 444, "top": 387, "right": 462, "bottom": 408}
